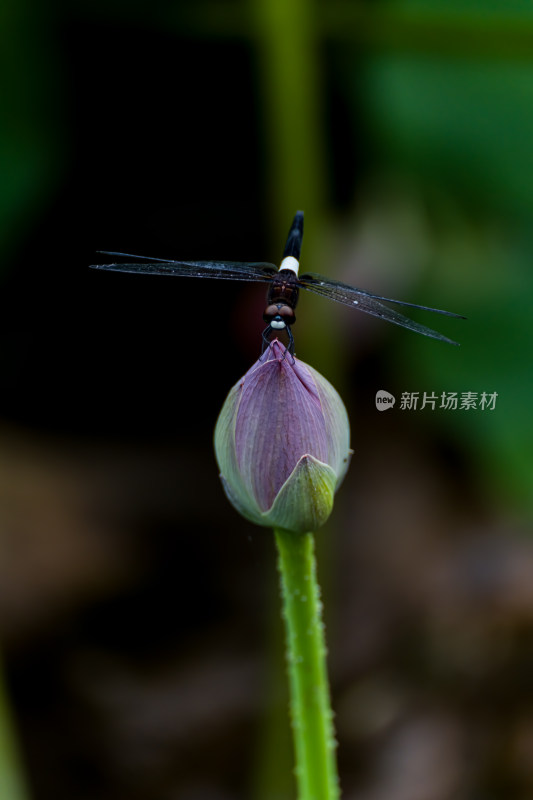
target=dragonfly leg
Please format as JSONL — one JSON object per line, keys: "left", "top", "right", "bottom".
{"left": 261, "top": 324, "right": 295, "bottom": 362}
{"left": 261, "top": 325, "right": 273, "bottom": 358}
{"left": 285, "top": 325, "right": 295, "bottom": 359}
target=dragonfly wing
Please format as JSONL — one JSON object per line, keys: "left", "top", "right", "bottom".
{"left": 300, "top": 273, "right": 465, "bottom": 318}
{"left": 90, "top": 258, "right": 278, "bottom": 282}
{"left": 299, "top": 276, "right": 460, "bottom": 345}
{"left": 96, "top": 251, "right": 183, "bottom": 263}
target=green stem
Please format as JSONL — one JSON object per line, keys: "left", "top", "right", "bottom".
{"left": 0, "top": 659, "right": 29, "bottom": 800}
{"left": 274, "top": 528, "right": 339, "bottom": 800}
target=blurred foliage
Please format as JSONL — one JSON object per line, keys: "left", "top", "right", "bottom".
{"left": 0, "top": 0, "right": 65, "bottom": 259}
{"left": 353, "top": 41, "right": 533, "bottom": 514}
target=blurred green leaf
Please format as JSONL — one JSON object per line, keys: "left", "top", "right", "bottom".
{"left": 330, "top": 19, "right": 533, "bottom": 515}
{"left": 0, "top": 0, "right": 65, "bottom": 262}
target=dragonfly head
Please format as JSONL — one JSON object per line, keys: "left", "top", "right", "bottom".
{"left": 263, "top": 302, "right": 296, "bottom": 330}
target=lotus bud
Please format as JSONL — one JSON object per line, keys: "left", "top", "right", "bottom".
{"left": 214, "top": 340, "right": 351, "bottom": 532}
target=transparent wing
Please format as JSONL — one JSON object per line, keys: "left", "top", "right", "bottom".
{"left": 90, "top": 252, "right": 278, "bottom": 283}
{"left": 298, "top": 273, "right": 463, "bottom": 345}
{"left": 300, "top": 272, "right": 465, "bottom": 317}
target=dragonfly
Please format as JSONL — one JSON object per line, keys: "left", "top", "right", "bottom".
{"left": 90, "top": 211, "right": 464, "bottom": 353}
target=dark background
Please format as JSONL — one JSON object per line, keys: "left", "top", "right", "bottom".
{"left": 1, "top": 2, "right": 533, "bottom": 799}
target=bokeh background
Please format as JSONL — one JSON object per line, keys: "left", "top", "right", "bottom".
{"left": 1, "top": 1, "right": 532, "bottom": 798}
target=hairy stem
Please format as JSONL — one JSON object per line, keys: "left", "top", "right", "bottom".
{"left": 274, "top": 528, "right": 339, "bottom": 800}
